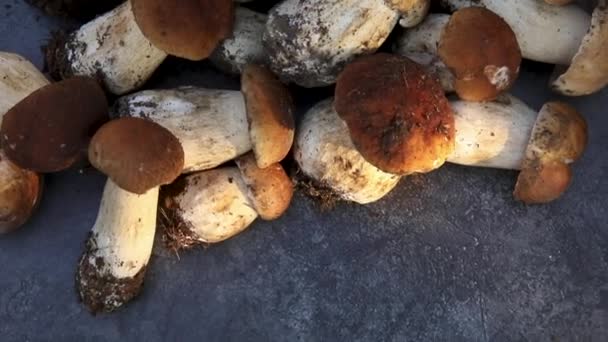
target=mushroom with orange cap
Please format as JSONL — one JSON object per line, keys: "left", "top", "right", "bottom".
{"left": 77, "top": 117, "right": 184, "bottom": 314}
{"left": 438, "top": 0, "right": 608, "bottom": 96}
{"left": 159, "top": 152, "right": 293, "bottom": 250}
{"left": 112, "top": 64, "right": 295, "bottom": 172}
{"left": 0, "top": 52, "right": 47, "bottom": 234}
{"left": 262, "top": 0, "right": 430, "bottom": 87}
{"left": 47, "top": 0, "right": 235, "bottom": 95}
{"left": 394, "top": 7, "right": 522, "bottom": 100}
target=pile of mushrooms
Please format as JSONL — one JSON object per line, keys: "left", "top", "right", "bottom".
{"left": 0, "top": 0, "right": 600, "bottom": 314}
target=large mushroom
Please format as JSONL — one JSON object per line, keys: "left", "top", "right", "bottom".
{"left": 262, "top": 0, "right": 430, "bottom": 87}
{"left": 47, "top": 0, "right": 234, "bottom": 94}
{"left": 159, "top": 152, "right": 293, "bottom": 250}
{"left": 393, "top": 7, "right": 522, "bottom": 101}
{"left": 438, "top": 0, "right": 608, "bottom": 96}
{"left": 112, "top": 64, "right": 295, "bottom": 171}
{"left": 77, "top": 117, "right": 184, "bottom": 314}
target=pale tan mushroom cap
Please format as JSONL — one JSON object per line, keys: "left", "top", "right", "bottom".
{"left": 235, "top": 153, "right": 293, "bottom": 220}
{"left": 551, "top": 1, "right": 608, "bottom": 96}
{"left": 514, "top": 102, "right": 587, "bottom": 204}
{"left": 241, "top": 64, "right": 295, "bottom": 169}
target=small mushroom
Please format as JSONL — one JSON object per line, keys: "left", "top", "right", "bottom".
{"left": 209, "top": 7, "right": 268, "bottom": 75}
{"left": 395, "top": 7, "right": 521, "bottom": 101}
{"left": 76, "top": 179, "right": 159, "bottom": 314}
{"left": 47, "top": 0, "right": 234, "bottom": 95}
{"left": 0, "top": 76, "right": 108, "bottom": 173}
{"left": 448, "top": 95, "right": 587, "bottom": 204}
{"left": 88, "top": 117, "right": 185, "bottom": 194}
{"left": 159, "top": 152, "right": 293, "bottom": 249}
{"left": 263, "top": 0, "right": 430, "bottom": 87}
{"left": 112, "top": 64, "right": 294, "bottom": 172}
{"left": 0, "top": 52, "right": 47, "bottom": 234}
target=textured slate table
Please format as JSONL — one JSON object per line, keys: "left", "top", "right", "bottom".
{"left": 1, "top": 0, "right": 607, "bottom": 341}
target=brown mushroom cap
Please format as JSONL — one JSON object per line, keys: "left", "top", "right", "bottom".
{"left": 438, "top": 7, "right": 521, "bottom": 101}
{"left": 235, "top": 153, "right": 293, "bottom": 220}
{"left": 89, "top": 117, "right": 185, "bottom": 195}
{"left": 1, "top": 76, "right": 108, "bottom": 173}
{"left": 241, "top": 64, "right": 295, "bottom": 169}
{"left": 0, "top": 150, "right": 43, "bottom": 234}
{"left": 514, "top": 102, "right": 587, "bottom": 204}
{"left": 131, "top": 0, "right": 235, "bottom": 61}
{"left": 334, "top": 53, "right": 455, "bottom": 175}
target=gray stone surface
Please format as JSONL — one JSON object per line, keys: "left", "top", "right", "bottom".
{"left": 0, "top": 0, "right": 607, "bottom": 341}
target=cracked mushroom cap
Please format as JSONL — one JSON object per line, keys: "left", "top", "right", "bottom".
{"left": 335, "top": 53, "right": 455, "bottom": 175}
{"left": 235, "top": 153, "right": 293, "bottom": 220}
{"left": 131, "top": 0, "right": 235, "bottom": 61}
{"left": 89, "top": 117, "right": 184, "bottom": 194}
{"left": 514, "top": 102, "right": 587, "bottom": 204}
{"left": 241, "top": 64, "right": 295, "bottom": 169}
{"left": 438, "top": 7, "right": 521, "bottom": 101}
{"left": 1, "top": 76, "right": 108, "bottom": 173}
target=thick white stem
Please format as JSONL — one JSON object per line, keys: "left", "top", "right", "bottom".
{"left": 264, "top": 0, "right": 400, "bottom": 87}
{"left": 447, "top": 95, "right": 537, "bottom": 170}
{"left": 440, "top": 0, "right": 590, "bottom": 65}
{"left": 63, "top": 2, "right": 167, "bottom": 95}
{"left": 295, "top": 99, "right": 401, "bottom": 204}
{"left": 163, "top": 167, "right": 258, "bottom": 244}
{"left": 114, "top": 87, "right": 252, "bottom": 173}
{"left": 209, "top": 7, "right": 267, "bottom": 74}
{"left": 0, "top": 52, "right": 50, "bottom": 118}
{"left": 77, "top": 179, "right": 158, "bottom": 312}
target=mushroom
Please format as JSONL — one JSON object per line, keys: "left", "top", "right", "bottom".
{"left": 47, "top": 0, "right": 234, "bottom": 95}
{"left": 77, "top": 117, "right": 184, "bottom": 313}
{"left": 448, "top": 96, "right": 588, "bottom": 204}
{"left": 544, "top": 0, "right": 575, "bottom": 4}
{"left": 0, "top": 52, "right": 48, "bottom": 233}
{"left": 112, "top": 64, "right": 295, "bottom": 172}
{"left": 394, "top": 7, "right": 521, "bottom": 101}
{"left": 159, "top": 152, "right": 293, "bottom": 250}
{"left": 209, "top": 7, "right": 268, "bottom": 75}
{"left": 262, "top": 0, "right": 430, "bottom": 87}
{"left": 294, "top": 98, "right": 402, "bottom": 204}
{"left": 0, "top": 76, "right": 108, "bottom": 173}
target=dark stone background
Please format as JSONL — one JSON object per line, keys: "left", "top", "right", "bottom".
{"left": 0, "top": 0, "right": 606, "bottom": 341}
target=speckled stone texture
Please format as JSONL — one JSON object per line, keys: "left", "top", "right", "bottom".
{"left": 0, "top": 0, "right": 606, "bottom": 341}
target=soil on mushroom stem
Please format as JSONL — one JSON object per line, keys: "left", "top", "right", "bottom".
{"left": 25, "top": 0, "right": 123, "bottom": 20}
{"left": 284, "top": 156, "right": 342, "bottom": 211}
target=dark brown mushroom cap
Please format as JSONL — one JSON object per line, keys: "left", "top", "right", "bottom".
{"left": 235, "top": 153, "right": 293, "bottom": 220}
{"left": 241, "top": 64, "right": 295, "bottom": 168}
{"left": 88, "top": 117, "right": 185, "bottom": 195}
{"left": 0, "top": 150, "right": 43, "bottom": 235}
{"left": 131, "top": 0, "right": 235, "bottom": 61}
{"left": 1, "top": 76, "right": 108, "bottom": 173}
{"left": 514, "top": 102, "right": 587, "bottom": 204}
{"left": 438, "top": 7, "right": 521, "bottom": 101}
{"left": 334, "top": 53, "right": 455, "bottom": 175}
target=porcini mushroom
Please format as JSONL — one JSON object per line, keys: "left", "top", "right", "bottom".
{"left": 0, "top": 52, "right": 48, "bottom": 233}
{"left": 262, "top": 0, "right": 430, "bottom": 87}
{"left": 159, "top": 152, "right": 293, "bottom": 250}
{"left": 395, "top": 7, "right": 521, "bottom": 101}
{"left": 1, "top": 76, "right": 108, "bottom": 173}
{"left": 76, "top": 179, "right": 159, "bottom": 314}
{"left": 209, "top": 7, "right": 268, "bottom": 75}
{"left": 112, "top": 64, "right": 294, "bottom": 172}
{"left": 47, "top": 0, "right": 234, "bottom": 94}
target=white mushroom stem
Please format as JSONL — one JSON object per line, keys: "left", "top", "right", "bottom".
{"left": 0, "top": 52, "right": 50, "bottom": 116}
{"left": 113, "top": 87, "right": 251, "bottom": 173}
{"left": 161, "top": 167, "right": 258, "bottom": 244}
{"left": 209, "top": 7, "right": 267, "bottom": 74}
{"left": 447, "top": 95, "right": 538, "bottom": 170}
{"left": 263, "top": 0, "right": 401, "bottom": 87}
{"left": 439, "top": 0, "right": 590, "bottom": 65}
{"left": 76, "top": 180, "right": 158, "bottom": 313}
{"left": 294, "top": 99, "right": 402, "bottom": 204}
{"left": 59, "top": 1, "right": 167, "bottom": 95}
